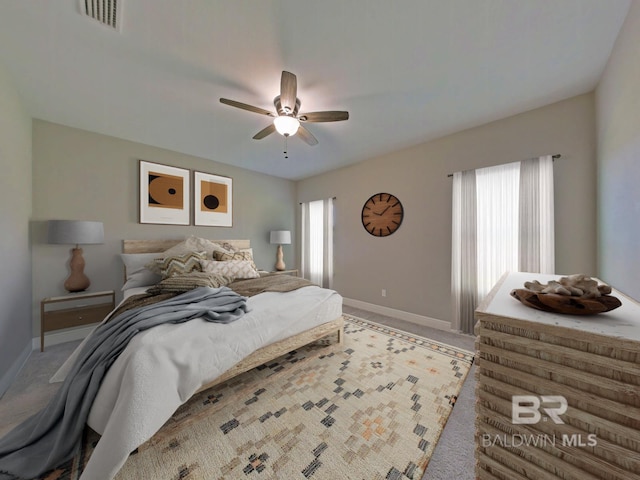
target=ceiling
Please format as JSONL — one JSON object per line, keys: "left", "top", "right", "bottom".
{"left": 0, "top": 1, "right": 631, "bottom": 180}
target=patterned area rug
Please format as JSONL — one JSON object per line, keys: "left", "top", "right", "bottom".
{"left": 44, "top": 315, "right": 474, "bottom": 480}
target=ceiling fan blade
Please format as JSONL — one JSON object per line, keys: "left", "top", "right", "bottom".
{"left": 299, "top": 111, "right": 349, "bottom": 122}
{"left": 252, "top": 123, "right": 276, "bottom": 140}
{"left": 297, "top": 125, "right": 318, "bottom": 146}
{"left": 220, "top": 98, "right": 275, "bottom": 117}
{"left": 279, "top": 71, "right": 297, "bottom": 114}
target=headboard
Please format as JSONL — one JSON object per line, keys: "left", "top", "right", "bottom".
{"left": 122, "top": 239, "right": 250, "bottom": 254}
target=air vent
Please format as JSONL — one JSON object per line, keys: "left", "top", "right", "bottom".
{"left": 80, "top": 0, "right": 122, "bottom": 31}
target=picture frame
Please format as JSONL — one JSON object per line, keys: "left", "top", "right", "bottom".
{"left": 193, "top": 171, "right": 233, "bottom": 227}
{"left": 139, "top": 160, "right": 190, "bottom": 225}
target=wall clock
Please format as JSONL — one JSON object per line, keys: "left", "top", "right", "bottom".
{"left": 361, "top": 193, "right": 404, "bottom": 237}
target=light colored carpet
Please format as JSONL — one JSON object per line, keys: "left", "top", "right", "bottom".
{"left": 0, "top": 306, "right": 477, "bottom": 479}
{"left": 0, "top": 340, "right": 83, "bottom": 439}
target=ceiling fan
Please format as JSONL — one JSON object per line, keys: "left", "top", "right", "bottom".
{"left": 220, "top": 71, "right": 349, "bottom": 146}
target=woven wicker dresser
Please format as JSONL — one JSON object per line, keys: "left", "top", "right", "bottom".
{"left": 474, "top": 272, "right": 640, "bottom": 480}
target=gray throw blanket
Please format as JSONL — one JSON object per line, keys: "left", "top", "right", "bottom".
{"left": 0, "top": 286, "right": 249, "bottom": 479}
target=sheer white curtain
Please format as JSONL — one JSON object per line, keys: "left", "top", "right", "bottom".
{"left": 475, "top": 161, "right": 521, "bottom": 299}
{"left": 451, "top": 156, "right": 554, "bottom": 334}
{"left": 301, "top": 197, "right": 334, "bottom": 288}
{"left": 451, "top": 170, "right": 478, "bottom": 334}
{"left": 519, "top": 155, "right": 554, "bottom": 273}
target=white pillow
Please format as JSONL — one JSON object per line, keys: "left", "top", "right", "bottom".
{"left": 212, "top": 248, "right": 258, "bottom": 271}
{"left": 201, "top": 259, "right": 260, "bottom": 280}
{"left": 120, "top": 253, "right": 162, "bottom": 290}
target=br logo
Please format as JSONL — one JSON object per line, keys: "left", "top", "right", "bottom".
{"left": 512, "top": 395, "right": 567, "bottom": 424}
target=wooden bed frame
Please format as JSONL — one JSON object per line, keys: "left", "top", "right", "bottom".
{"left": 122, "top": 239, "right": 344, "bottom": 395}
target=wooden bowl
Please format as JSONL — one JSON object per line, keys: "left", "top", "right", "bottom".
{"left": 510, "top": 289, "right": 622, "bottom": 315}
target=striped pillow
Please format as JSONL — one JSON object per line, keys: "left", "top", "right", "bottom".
{"left": 154, "top": 251, "right": 205, "bottom": 278}
{"left": 146, "top": 272, "right": 232, "bottom": 295}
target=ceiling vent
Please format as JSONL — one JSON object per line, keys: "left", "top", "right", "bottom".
{"left": 80, "top": 0, "right": 122, "bottom": 31}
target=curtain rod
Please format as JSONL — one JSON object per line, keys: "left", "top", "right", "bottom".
{"left": 447, "top": 154, "right": 561, "bottom": 178}
{"left": 299, "top": 196, "right": 336, "bottom": 204}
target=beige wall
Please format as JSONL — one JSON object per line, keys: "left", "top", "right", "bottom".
{"left": 298, "top": 93, "right": 597, "bottom": 325}
{"left": 596, "top": 0, "right": 640, "bottom": 301}
{"left": 31, "top": 120, "right": 296, "bottom": 335}
{"left": 0, "top": 62, "right": 32, "bottom": 393}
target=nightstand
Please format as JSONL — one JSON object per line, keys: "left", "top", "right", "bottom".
{"left": 259, "top": 269, "right": 299, "bottom": 277}
{"left": 40, "top": 290, "right": 115, "bottom": 352}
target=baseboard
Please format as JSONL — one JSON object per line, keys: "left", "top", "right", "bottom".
{"left": 343, "top": 298, "right": 452, "bottom": 331}
{"left": 32, "top": 324, "right": 97, "bottom": 351}
{"left": 0, "top": 341, "right": 32, "bottom": 398}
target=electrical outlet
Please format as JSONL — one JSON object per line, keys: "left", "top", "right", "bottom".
{"left": 381, "top": 289, "right": 387, "bottom": 297}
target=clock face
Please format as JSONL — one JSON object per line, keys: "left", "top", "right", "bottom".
{"left": 361, "top": 193, "right": 404, "bottom": 237}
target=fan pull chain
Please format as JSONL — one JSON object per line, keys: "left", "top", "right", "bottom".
{"left": 284, "top": 135, "right": 289, "bottom": 159}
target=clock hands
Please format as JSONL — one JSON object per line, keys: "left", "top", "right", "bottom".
{"left": 373, "top": 205, "right": 391, "bottom": 216}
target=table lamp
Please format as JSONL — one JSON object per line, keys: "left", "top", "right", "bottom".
{"left": 48, "top": 220, "right": 104, "bottom": 292}
{"left": 270, "top": 230, "right": 291, "bottom": 271}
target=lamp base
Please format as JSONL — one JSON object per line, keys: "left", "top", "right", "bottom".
{"left": 64, "top": 247, "right": 91, "bottom": 292}
{"left": 275, "top": 244, "right": 286, "bottom": 271}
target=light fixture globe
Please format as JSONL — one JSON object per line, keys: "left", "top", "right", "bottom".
{"left": 273, "top": 115, "right": 300, "bottom": 136}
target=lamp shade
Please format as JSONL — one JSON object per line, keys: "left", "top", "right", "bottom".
{"left": 270, "top": 230, "right": 291, "bottom": 245}
{"left": 48, "top": 220, "right": 104, "bottom": 245}
{"left": 273, "top": 116, "right": 300, "bottom": 136}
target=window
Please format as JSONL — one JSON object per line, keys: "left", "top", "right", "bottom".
{"left": 475, "top": 161, "right": 521, "bottom": 298}
{"left": 301, "top": 198, "right": 334, "bottom": 287}
{"left": 452, "top": 156, "right": 554, "bottom": 333}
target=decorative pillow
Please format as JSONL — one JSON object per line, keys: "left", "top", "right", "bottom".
{"left": 201, "top": 259, "right": 260, "bottom": 280}
{"left": 146, "top": 272, "right": 232, "bottom": 295}
{"left": 145, "top": 236, "right": 236, "bottom": 274}
{"left": 120, "top": 253, "right": 162, "bottom": 290}
{"left": 215, "top": 241, "right": 238, "bottom": 253}
{"left": 212, "top": 248, "right": 258, "bottom": 271}
{"left": 154, "top": 251, "right": 206, "bottom": 278}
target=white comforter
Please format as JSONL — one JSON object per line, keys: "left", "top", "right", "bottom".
{"left": 51, "top": 285, "right": 342, "bottom": 480}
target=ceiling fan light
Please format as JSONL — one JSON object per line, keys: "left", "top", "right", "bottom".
{"left": 273, "top": 116, "right": 300, "bottom": 136}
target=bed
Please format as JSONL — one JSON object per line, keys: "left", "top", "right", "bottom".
{"left": 53, "top": 237, "right": 344, "bottom": 480}
{"left": 120, "top": 238, "right": 344, "bottom": 393}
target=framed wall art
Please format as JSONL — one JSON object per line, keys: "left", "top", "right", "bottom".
{"left": 139, "top": 160, "right": 190, "bottom": 225}
{"left": 194, "top": 171, "right": 233, "bottom": 227}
